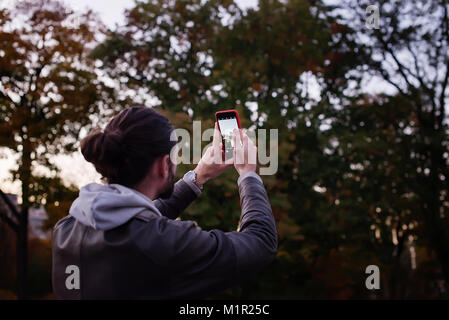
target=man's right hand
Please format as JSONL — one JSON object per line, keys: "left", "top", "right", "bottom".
{"left": 233, "top": 129, "right": 257, "bottom": 176}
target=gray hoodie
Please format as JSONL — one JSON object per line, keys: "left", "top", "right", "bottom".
{"left": 69, "top": 170, "right": 203, "bottom": 230}
{"left": 69, "top": 182, "right": 162, "bottom": 231}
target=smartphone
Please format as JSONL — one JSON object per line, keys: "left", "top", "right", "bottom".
{"left": 215, "top": 109, "right": 242, "bottom": 159}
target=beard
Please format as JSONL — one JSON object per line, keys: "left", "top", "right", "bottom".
{"left": 158, "top": 165, "right": 175, "bottom": 199}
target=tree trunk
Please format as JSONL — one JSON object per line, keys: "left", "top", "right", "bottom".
{"left": 17, "top": 206, "right": 28, "bottom": 300}
{"left": 17, "top": 134, "right": 32, "bottom": 300}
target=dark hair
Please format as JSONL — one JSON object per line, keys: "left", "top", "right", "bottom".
{"left": 81, "top": 107, "right": 176, "bottom": 187}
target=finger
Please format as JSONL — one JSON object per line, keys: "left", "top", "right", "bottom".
{"left": 233, "top": 134, "right": 237, "bottom": 160}
{"left": 234, "top": 128, "right": 242, "bottom": 151}
{"left": 242, "top": 130, "right": 248, "bottom": 143}
{"left": 203, "top": 146, "right": 214, "bottom": 165}
{"left": 212, "top": 123, "right": 225, "bottom": 164}
{"left": 245, "top": 130, "right": 255, "bottom": 149}
{"left": 239, "top": 130, "right": 247, "bottom": 152}
{"left": 244, "top": 132, "right": 257, "bottom": 165}
{"left": 213, "top": 122, "right": 221, "bottom": 152}
{"left": 234, "top": 129, "right": 244, "bottom": 165}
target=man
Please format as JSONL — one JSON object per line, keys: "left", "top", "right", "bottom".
{"left": 52, "top": 107, "right": 277, "bottom": 299}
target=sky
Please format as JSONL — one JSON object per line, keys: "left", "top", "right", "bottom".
{"left": 71, "top": 0, "right": 258, "bottom": 29}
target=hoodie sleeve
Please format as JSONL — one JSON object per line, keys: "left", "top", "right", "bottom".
{"left": 135, "top": 172, "right": 278, "bottom": 299}
{"left": 153, "top": 179, "right": 198, "bottom": 219}
{"left": 224, "top": 172, "right": 278, "bottom": 279}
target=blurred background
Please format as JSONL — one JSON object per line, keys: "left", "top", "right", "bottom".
{"left": 1, "top": 0, "right": 448, "bottom": 299}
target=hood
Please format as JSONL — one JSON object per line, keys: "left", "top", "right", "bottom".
{"left": 69, "top": 183, "right": 162, "bottom": 230}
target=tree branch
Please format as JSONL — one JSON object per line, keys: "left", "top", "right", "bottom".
{"left": 438, "top": 59, "right": 449, "bottom": 127}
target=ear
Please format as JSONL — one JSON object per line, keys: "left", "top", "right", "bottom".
{"left": 157, "top": 154, "right": 171, "bottom": 178}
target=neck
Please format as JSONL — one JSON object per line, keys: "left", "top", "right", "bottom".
{"left": 133, "top": 178, "right": 160, "bottom": 201}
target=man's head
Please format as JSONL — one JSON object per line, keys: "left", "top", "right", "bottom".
{"left": 81, "top": 107, "right": 177, "bottom": 199}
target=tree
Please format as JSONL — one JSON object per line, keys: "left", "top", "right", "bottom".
{"left": 340, "top": 0, "right": 449, "bottom": 290}
{"left": 315, "top": 93, "right": 445, "bottom": 298}
{"left": 0, "top": 0, "right": 117, "bottom": 298}
{"left": 91, "top": 0, "right": 242, "bottom": 117}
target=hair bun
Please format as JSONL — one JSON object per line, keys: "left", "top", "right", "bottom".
{"left": 81, "top": 129, "right": 124, "bottom": 172}
{"left": 102, "top": 130, "right": 123, "bottom": 160}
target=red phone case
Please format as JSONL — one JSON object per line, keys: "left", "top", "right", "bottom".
{"left": 215, "top": 109, "right": 242, "bottom": 157}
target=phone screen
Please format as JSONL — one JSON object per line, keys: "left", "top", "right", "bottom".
{"left": 217, "top": 114, "right": 239, "bottom": 159}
